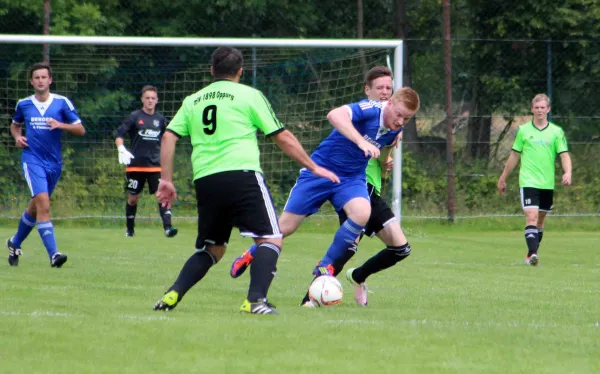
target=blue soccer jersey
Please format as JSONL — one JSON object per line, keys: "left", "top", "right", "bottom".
{"left": 13, "top": 93, "right": 81, "bottom": 166}
{"left": 310, "top": 100, "right": 401, "bottom": 178}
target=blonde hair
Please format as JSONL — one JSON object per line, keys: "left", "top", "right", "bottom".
{"left": 531, "top": 93, "right": 550, "bottom": 107}
{"left": 391, "top": 87, "right": 420, "bottom": 112}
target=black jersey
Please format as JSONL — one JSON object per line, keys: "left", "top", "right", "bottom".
{"left": 113, "top": 110, "right": 168, "bottom": 169}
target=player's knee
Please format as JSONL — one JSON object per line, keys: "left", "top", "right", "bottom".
{"left": 279, "top": 213, "right": 303, "bottom": 237}
{"left": 33, "top": 196, "right": 51, "bottom": 216}
{"left": 348, "top": 211, "right": 370, "bottom": 226}
{"left": 205, "top": 245, "right": 226, "bottom": 262}
{"left": 128, "top": 194, "right": 139, "bottom": 205}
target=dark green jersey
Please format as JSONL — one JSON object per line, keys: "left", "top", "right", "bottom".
{"left": 512, "top": 121, "right": 569, "bottom": 190}
{"left": 167, "top": 80, "right": 284, "bottom": 180}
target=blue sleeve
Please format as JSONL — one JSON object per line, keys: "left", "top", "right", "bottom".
{"left": 345, "top": 101, "right": 379, "bottom": 127}
{"left": 13, "top": 102, "right": 24, "bottom": 124}
{"left": 62, "top": 98, "right": 81, "bottom": 124}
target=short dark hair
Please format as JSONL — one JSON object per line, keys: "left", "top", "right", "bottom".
{"left": 211, "top": 47, "right": 243, "bottom": 78}
{"left": 141, "top": 85, "right": 158, "bottom": 96}
{"left": 30, "top": 62, "right": 52, "bottom": 79}
{"left": 364, "top": 66, "right": 392, "bottom": 87}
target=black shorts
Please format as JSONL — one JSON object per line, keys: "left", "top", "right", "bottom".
{"left": 194, "top": 170, "right": 282, "bottom": 249}
{"left": 520, "top": 187, "right": 554, "bottom": 212}
{"left": 338, "top": 183, "right": 397, "bottom": 237}
{"left": 125, "top": 171, "right": 160, "bottom": 195}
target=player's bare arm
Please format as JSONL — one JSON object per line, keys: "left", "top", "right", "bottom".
{"left": 326, "top": 106, "right": 380, "bottom": 159}
{"left": 378, "top": 144, "right": 395, "bottom": 172}
{"left": 271, "top": 130, "right": 340, "bottom": 183}
{"left": 10, "top": 122, "right": 28, "bottom": 148}
{"left": 156, "top": 131, "right": 179, "bottom": 208}
{"left": 560, "top": 152, "right": 572, "bottom": 186}
{"left": 498, "top": 151, "right": 521, "bottom": 195}
{"left": 46, "top": 118, "right": 85, "bottom": 136}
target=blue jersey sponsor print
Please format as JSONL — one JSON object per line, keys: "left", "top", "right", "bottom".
{"left": 310, "top": 100, "right": 401, "bottom": 178}
{"left": 13, "top": 93, "right": 81, "bottom": 166}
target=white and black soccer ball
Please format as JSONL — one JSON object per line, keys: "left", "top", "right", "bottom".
{"left": 308, "top": 275, "right": 343, "bottom": 307}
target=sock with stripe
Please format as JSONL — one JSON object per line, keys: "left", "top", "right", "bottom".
{"left": 247, "top": 243, "right": 281, "bottom": 302}
{"left": 352, "top": 243, "right": 412, "bottom": 284}
{"left": 319, "top": 218, "right": 364, "bottom": 267}
{"left": 12, "top": 210, "right": 36, "bottom": 247}
{"left": 524, "top": 225, "right": 539, "bottom": 256}
{"left": 126, "top": 203, "right": 137, "bottom": 232}
{"left": 158, "top": 203, "right": 172, "bottom": 230}
{"left": 37, "top": 221, "right": 58, "bottom": 259}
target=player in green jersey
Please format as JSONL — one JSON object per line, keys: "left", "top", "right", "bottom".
{"left": 152, "top": 47, "right": 339, "bottom": 315}
{"left": 498, "top": 94, "right": 572, "bottom": 266}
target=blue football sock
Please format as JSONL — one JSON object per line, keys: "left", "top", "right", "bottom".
{"left": 320, "top": 218, "right": 364, "bottom": 267}
{"left": 37, "top": 221, "right": 58, "bottom": 258}
{"left": 12, "top": 211, "right": 36, "bottom": 247}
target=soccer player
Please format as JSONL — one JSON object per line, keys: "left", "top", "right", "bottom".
{"left": 497, "top": 93, "right": 572, "bottom": 266}
{"left": 152, "top": 47, "right": 339, "bottom": 315}
{"left": 6, "top": 62, "right": 85, "bottom": 267}
{"left": 113, "top": 85, "right": 178, "bottom": 238}
{"left": 231, "top": 67, "right": 415, "bottom": 307}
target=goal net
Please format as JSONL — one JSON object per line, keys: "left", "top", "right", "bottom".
{"left": 0, "top": 38, "right": 397, "bottom": 222}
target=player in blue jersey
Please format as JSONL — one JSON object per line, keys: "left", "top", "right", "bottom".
{"left": 230, "top": 86, "right": 420, "bottom": 303}
{"left": 301, "top": 66, "right": 414, "bottom": 306}
{"left": 6, "top": 62, "right": 85, "bottom": 267}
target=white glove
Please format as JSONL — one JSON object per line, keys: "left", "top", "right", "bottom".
{"left": 117, "top": 145, "right": 135, "bottom": 165}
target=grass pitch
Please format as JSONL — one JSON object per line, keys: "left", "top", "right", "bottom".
{"left": 1, "top": 219, "right": 598, "bottom": 373}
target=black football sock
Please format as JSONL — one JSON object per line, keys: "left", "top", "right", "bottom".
{"left": 537, "top": 228, "right": 544, "bottom": 250}
{"left": 158, "top": 203, "right": 172, "bottom": 230}
{"left": 332, "top": 241, "right": 359, "bottom": 276}
{"left": 126, "top": 203, "right": 137, "bottom": 232}
{"left": 247, "top": 243, "right": 281, "bottom": 302}
{"left": 352, "top": 243, "right": 412, "bottom": 284}
{"left": 168, "top": 250, "right": 216, "bottom": 299}
{"left": 300, "top": 283, "right": 315, "bottom": 305}
{"left": 524, "top": 225, "right": 539, "bottom": 256}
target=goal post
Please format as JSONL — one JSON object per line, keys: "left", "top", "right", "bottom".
{"left": 0, "top": 35, "right": 404, "bottom": 221}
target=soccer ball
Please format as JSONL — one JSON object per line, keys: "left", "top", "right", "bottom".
{"left": 308, "top": 275, "right": 343, "bottom": 307}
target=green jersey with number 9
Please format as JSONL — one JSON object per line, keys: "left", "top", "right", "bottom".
{"left": 167, "top": 80, "right": 285, "bottom": 180}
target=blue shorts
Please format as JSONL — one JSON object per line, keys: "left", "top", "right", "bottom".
{"left": 22, "top": 161, "right": 62, "bottom": 197}
{"left": 284, "top": 169, "right": 369, "bottom": 216}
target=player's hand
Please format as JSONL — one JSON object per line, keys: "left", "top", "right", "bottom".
{"left": 46, "top": 118, "right": 62, "bottom": 130}
{"left": 357, "top": 139, "right": 380, "bottom": 159}
{"left": 14, "top": 136, "right": 28, "bottom": 148}
{"left": 156, "top": 179, "right": 177, "bottom": 209}
{"left": 311, "top": 166, "right": 340, "bottom": 183}
{"left": 562, "top": 173, "right": 572, "bottom": 186}
{"left": 117, "top": 145, "right": 135, "bottom": 165}
{"left": 497, "top": 178, "right": 507, "bottom": 195}
{"left": 381, "top": 155, "right": 393, "bottom": 171}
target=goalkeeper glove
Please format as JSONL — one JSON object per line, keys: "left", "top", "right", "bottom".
{"left": 117, "top": 145, "right": 135, "bottom": 165}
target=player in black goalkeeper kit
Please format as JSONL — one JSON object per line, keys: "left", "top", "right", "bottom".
{"left": 113, "top": 85, "right": 178, "bottom": 238}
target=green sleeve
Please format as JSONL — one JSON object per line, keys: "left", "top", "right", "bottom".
{"left": 512, "top": 127, "right": 524, "bottom": 152}
{"left": 251, "top": 91, "right": 284, "bottom": 135}
{"left": 555, "top": 128, "right": 569, "bottom": 154}
{"left": 167, "top": 98, "right": 191, "bottom": 137}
